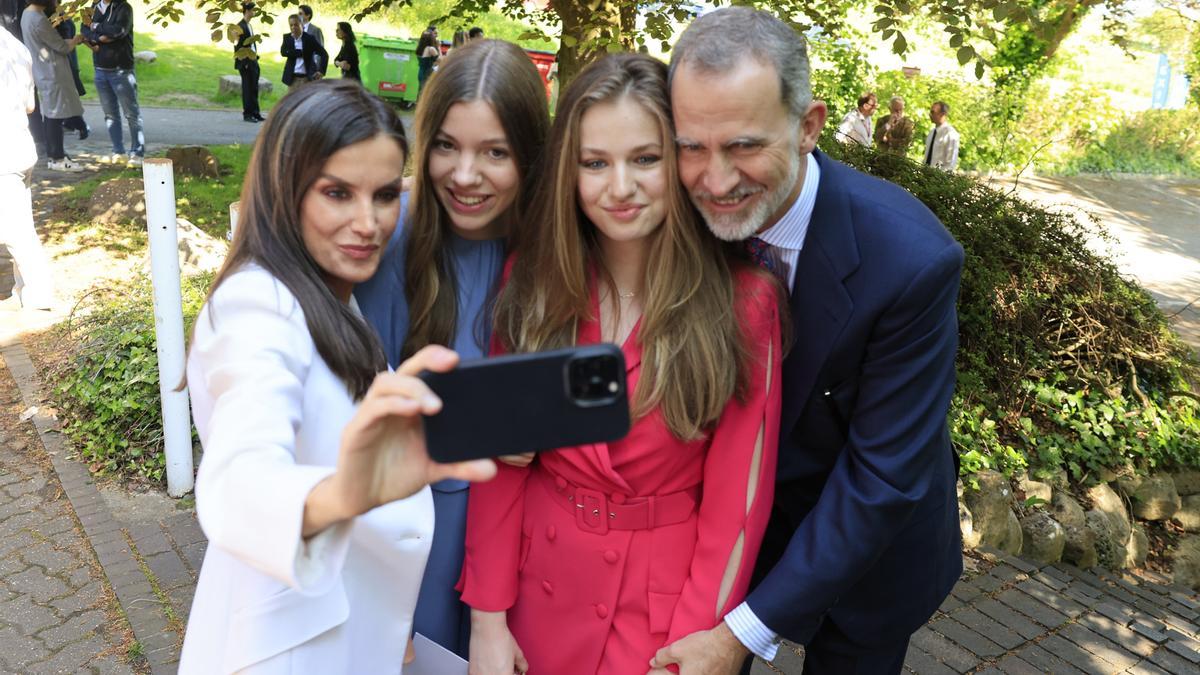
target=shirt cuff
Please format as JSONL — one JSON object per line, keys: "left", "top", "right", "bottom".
{"left": 725, "top": 602, "right": 780, "bottom": 662}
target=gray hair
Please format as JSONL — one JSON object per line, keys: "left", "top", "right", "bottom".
{"left": 668, "top": 6, "right": 812, "bottom": 120}
{"left": 890, "top": 95, "right": 905, "bottom": 108}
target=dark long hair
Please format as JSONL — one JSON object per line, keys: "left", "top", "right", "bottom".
{"left": 401, "top": 39, "right": 549, "bottom": 360}
{"left": 337, "top": 21, "right": 355, "bottom": 44}
{"left": 206, "top": 79, "right": 408, "bottom": 399}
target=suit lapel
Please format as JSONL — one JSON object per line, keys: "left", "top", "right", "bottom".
{"left": 780, "top": 151, "right": 858, "bottom": 434}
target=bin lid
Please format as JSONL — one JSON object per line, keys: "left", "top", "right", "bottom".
{"left": 360, "top": 34, "right": 418, "bottom": 48}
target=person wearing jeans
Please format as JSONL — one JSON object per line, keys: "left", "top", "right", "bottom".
{"left": 83, "top": 0, "right": 143, "bottom": 166}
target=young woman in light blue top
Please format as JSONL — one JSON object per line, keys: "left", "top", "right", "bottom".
{"left": 354, "top": 39, "right": 549, "bottom": 658}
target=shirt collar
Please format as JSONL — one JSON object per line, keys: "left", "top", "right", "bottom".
{"left": 757, "top": 152, "right": 820, "bottom": 253}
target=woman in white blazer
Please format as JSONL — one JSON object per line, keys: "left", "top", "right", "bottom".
{"left": 178, "top": 79, "right": 496, "bottom": 675}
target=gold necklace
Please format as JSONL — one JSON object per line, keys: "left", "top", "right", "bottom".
{"left": 618, "top": 290, "right": 636, "bottom": 299}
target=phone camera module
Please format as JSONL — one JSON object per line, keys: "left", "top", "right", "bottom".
{"left": 566, "top": 353, "right": 622, "bottom": 407}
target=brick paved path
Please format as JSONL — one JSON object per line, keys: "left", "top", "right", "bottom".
{"left": 0, "top": 353, "right": 137, "bottom": 673}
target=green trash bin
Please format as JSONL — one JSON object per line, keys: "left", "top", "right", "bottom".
{"left": 359, "top": 35, "right": 420, "bottom": 108}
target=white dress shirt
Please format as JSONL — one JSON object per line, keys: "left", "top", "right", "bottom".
{"left": 924, "top": 121, "right": 961, "bottom": 172}
{"left": 722, "top": 151, "right": 821, "bottom": 661}
{"left": 836, "top": 110, "right": 873, "bottom": 147}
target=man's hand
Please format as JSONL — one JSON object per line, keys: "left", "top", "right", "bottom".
{"left": 648, "top": 622, "right": 749, "bottom": 675}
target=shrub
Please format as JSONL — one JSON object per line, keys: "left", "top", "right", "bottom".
{"left": 1063, "top": 109, "right": 1200, "bottom": 177}
{"left": 49, "top": 274, "right": 212, "bottom": 482}
{"left": 824, "top": 136, "right": 1200, "bottom": 481}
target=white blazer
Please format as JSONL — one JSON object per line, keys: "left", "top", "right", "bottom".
{"left": 179, "top": 265, "right": 434, "bottom": 674}
{"left": 924, "top": 122, "right": 960, "bottom": 171}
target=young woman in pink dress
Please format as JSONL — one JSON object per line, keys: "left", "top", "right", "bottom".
{"left": 459, "top": 53, "right": 784, "bottom": 675}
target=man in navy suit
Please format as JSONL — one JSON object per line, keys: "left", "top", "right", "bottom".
{"left": 652, "top": 7, "right": 964, "bottom": 674}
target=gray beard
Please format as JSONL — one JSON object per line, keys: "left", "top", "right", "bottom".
{"left": 694, "top": 152, "right": 803, "bottom": 242}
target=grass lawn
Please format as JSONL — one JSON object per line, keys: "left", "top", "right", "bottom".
{"left": 65, "top": 144, "right": 252, "bottom": 237}
{"left": 76, "top": 33, "right": 287, "bottom": 110}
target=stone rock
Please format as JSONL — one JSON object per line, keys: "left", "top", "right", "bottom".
{"left": 165, "top": 146, "right": 220, "bottom": 179}
{"left": 1087, "top": 482, "right": 1132, "bottom": 543}
{"left": 1171, "top": 535, "right": 1200, "bottom": 590}
{"left": 1052, "top": 492, "right": 1097, "bottom": 568}
{"left": 1174, "top": 494, "right": 1200, "bottom": 533}
{"left": 1000, "top": 507, "right": 1023, "bottom": 555}
{"left": 218, "top": 74, "right": 273, "bottom": 97}
{"left": 1126, "top": 522, "right": 1149, "bottom": 569}
{"left": 959, "top": 498, "right": 982, "bottom": 550}
{"left": 1086, "top": 509, "right": 1127, "bottom": 570}
{"left": 1020, "top": 510, "right": 1065, "bottom": 564}
{"left": 963, "top": 470, "right": 1016, "bottom": 551}
{"left": 1116, "top": 475, "right": 1181, "bottom": 521}
{"left": 134, "top": 50, "right": 156, "bottom": 63}
{"left": 1018, "top": 474, "right": 1053, "bottom": 504}
{"left": 1173, "top": 470, "right": 1200, "bottom": 496}
{"left": 139, "top": 218, "right": 228, "bottom": 276}
{"left": 88, "top": 178, "right": 146, "bottom": 226}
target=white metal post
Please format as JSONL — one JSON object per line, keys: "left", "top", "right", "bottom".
{"left": 143, "top": 159, "right": 194, "bottom": 497}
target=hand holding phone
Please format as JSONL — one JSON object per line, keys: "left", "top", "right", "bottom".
{"left": 419, "top": 344, "right": 631, "bottom": 463}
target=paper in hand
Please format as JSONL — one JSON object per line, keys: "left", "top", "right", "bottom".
{"left": 404, "top": 633, "right": 467, "bottom": 675}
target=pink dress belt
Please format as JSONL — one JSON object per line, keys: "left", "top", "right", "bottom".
{"left": 535, "top": 467, "right": 700, "bottom": 536}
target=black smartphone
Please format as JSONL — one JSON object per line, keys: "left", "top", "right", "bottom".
{"left": 419, "top": 344, "right": 631, "bottom": 463}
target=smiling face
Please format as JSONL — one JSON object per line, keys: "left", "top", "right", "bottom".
{"left": 672, "top": 59, "right": 824, "bottom": 241}
{"left": 577, "top": 96, "right": 667, "bottom": 247}
{"left": 426, "top": 100, "right": 519, "bottom": 240}
{"left": 299, "top": 133, "right": 405, "bottom": 301}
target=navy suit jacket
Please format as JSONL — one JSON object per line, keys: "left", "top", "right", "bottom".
{"left": 744, "top": 150, "right": 964, "bottom": 646}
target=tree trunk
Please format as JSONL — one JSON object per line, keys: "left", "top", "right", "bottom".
{"left": 552, "top": 0, "right": 623, "bottom": 102}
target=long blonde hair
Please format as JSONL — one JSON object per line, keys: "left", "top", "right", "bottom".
{"left": 494, "top": 53, "right": 754, "bottom": 441}
{"left": 402, "top": 40, "right": 550, "bottom": 360}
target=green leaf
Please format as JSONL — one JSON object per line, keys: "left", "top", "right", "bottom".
{"left": 993, "top": 4, "right": 1010, "bottom": 21}
{"left": 892, "top": 33, "right": 907, "bottom": 55}
{"left": 975, "top": 60, "right": 985, "bottom": 79}
{"left": 950, "top": 34, "right": 963, "bottom": 48}
{"left": 561, "top": 34, "right": 577, "bottom": 48}
{"left": 957, "top": 45, "right": 975, "bottom": 66}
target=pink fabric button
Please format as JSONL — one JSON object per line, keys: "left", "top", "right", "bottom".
{"left": 543, "top": 581, "right": 554, "bottom": 594}
{"left": 554, "top": 476, "right": 567, "bottom": 489}
{"left": 610, "top": 493, "right": 626, "bottom": 504}
{"left": 546, "top": 525, "right": 556, "bottom": 541}
{"left": 595, "top": 604, "right": 608, "bottom": 619}
{"left": 604, "top": 550, "right": 619, "bottom": 564}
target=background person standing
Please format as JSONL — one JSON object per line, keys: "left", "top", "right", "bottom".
{"left": 297, "top": 4, "right": 323, "bottom": 68}
{"left": 873, "top": 95, "right": 914, "bottom": 156}
{"left": 924, "top": 101, "right": 960, "bottom": 171}
{"left": 233, "top": 3, "right": 262, "bottom": 122}
{"left": 82, "top": 0, "right": 144, "bottom": 166}
{"left": 280, "top": 13, "right": 326, "bottom": 89}
{"left": 333, "top": 21, "right": 358, "bottom": 81}
{"left": 835, "top": 91, "right": 876, "bottom": 147}
{"left": 21, "top": 0, "right": 84, "bottom": 172}
{"left": 3, "top": 22, "right": 57, "bottom": 310}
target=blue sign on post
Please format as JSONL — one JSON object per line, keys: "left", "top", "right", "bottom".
{"left": 1151, "top": 53, "right": 1171, "bottom": 109}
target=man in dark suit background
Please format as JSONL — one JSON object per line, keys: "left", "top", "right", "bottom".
{"left": 280, "top": 12, "right": 326, "bottom": 89}
{"left": 233, "top": 3, "right": 262, "bottom": 122}
{"left": 652, "top": 7, "right": 964, "bottom": 674}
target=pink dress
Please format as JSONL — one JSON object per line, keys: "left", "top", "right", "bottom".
{"left": 459, "top": 268, "right": 783, "bottom": 674}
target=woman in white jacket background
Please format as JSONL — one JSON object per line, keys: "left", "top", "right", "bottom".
{"left": 178, "top": 79, "right": 495, "bottom": 674}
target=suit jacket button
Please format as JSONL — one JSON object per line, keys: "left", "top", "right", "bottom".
{"left": 604, "top": 550, "right": 619, "bottom": 564}
{"left": 542, "top": 581, "right": 553, "bottom": 594}
{"left": 546, "top": 525, "right": 556, "bottom": 541}
{"left": 595, "top": 604, "right": 608, "bottom": 619}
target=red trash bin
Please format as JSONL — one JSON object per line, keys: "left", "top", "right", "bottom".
{"left": 524, "top": 49, "right": 557, "bottom": 102}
